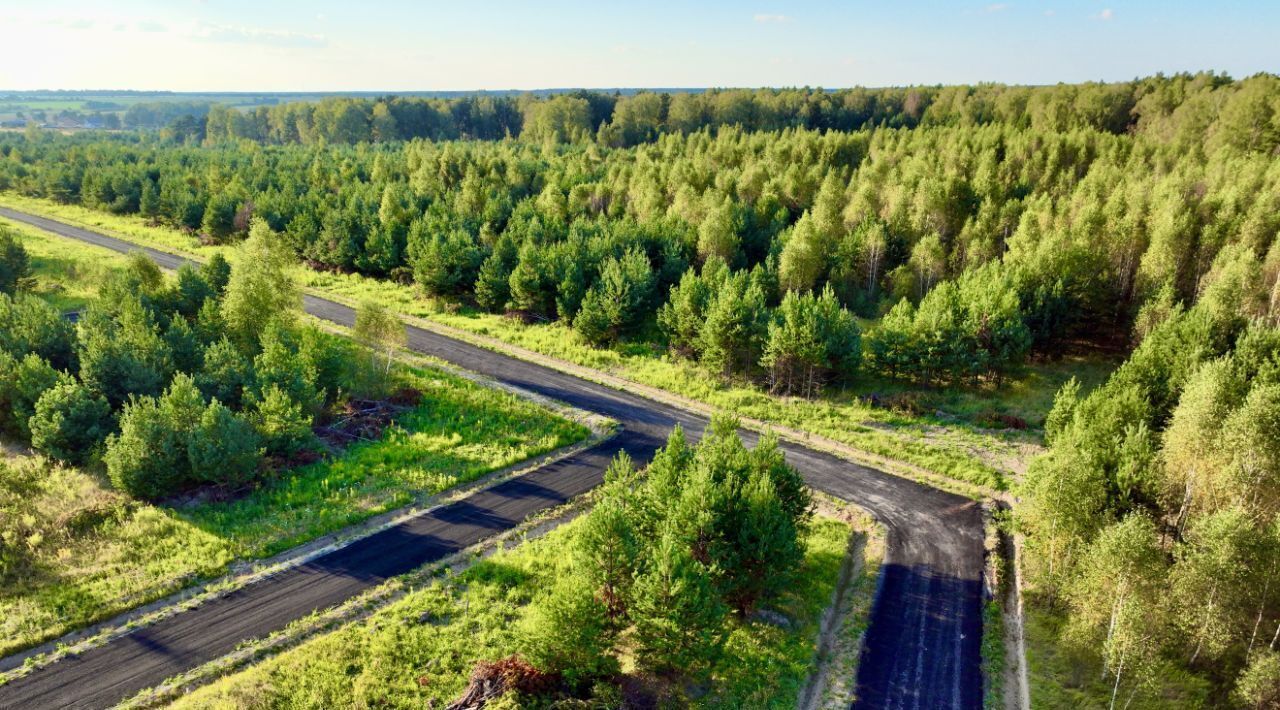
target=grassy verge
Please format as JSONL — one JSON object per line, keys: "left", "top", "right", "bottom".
{"left": 0, "top": 216, "right": 123, "bottom": 311}
{"left": 0, "top": 193, "right": 1124, "bottom": 492}
{"left": 0, "top": 366, "right": 586, "bottom": 659}
{"left": 983, "top": 599, "right": 1007, "bottom": 709}
{"left": 812, "top": 500, "right": 885, "bottom": 709}
{"left": 169, "top": 512, "right": 860, "bottom": 709}
{"left": 1023, "top": 597, "right": 1211, "bottom": 709}
{"left": 0, "top": 226, "right": 590, "bottom": 658}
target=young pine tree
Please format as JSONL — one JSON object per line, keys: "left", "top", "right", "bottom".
{"left": 28, "top": 381, "right": 112, "bottom": 464}
{"left": 630, "top": 529, "right": 727, "bottom": 673}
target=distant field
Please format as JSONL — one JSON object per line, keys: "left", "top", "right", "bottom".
{"left": 0, "top": 92, "right": 284, "bottom": 123}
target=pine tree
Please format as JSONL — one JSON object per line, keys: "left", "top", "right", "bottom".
{"left": 187, "top": 401, "right": 262, "bottom": 488}
{"left": 762, "top": 286, "right": 861, "bottom": 397}
{"left": 28, "top": 381, "right": 111, "bottom": 464}
{"left": 630, "top": 530, "right": 727, "bottom": 673}
{"left": 409, "top": 227, "right": 486, "bottom": 298}
{"left": 574, "top": 494, "right": 639, "bottom": 623}
{"left": 699, "top": 271, "right": 768, "bottom": 377}
{"left": 247, "top": 384, "right": 315, "bottom": 457}
{"left": 104, "top": 374, "right": 206, "bottom": 499}
{"left": 572, "top": 248, "right": 654, "bottom": 345}
{"left": 521, "top": 568, "right": 618, "bottom": 689}
{"left": 475, "top": 234, "right": 518, "bottom": 312}
{"left": 251, "top": 325, "right": 321, "bottom": 415}
{"left": 0, "top": 353, "right": 70, "bottom": 441}
{"left": 195, "top": 337, "right": 252, "bottom": 408}
{"left": 76, "top": 300, "right": 173, "bottom": 407}
{"left": 201, "top": 192, "right": 239, "bottom": 243}
{"left": 715, "top": 471, "right": 804, "bottom": 615}
{"left": 0, "top": 292, "right": 76, "bottom": 370}
{"left": 0, "top": 228, "right": 33, "bottom": 295}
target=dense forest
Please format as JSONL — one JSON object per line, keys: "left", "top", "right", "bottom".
{"left": 2, "top": 72, "right": 1280, "bottom": 704}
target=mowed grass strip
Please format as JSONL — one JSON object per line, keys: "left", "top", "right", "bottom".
{"left": 170, "top": 513, "right": 861, "bottom": 710}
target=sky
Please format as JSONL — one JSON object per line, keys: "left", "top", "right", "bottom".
{"left": 0, "top": 0, "right": 1277, "bottom": 92}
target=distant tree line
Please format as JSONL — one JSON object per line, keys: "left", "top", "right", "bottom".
{"left": 123, "top": 100, "right": 214, "bottom": 129}
{"left": 128, "top": 72, "right": 1277, "bottom": 151}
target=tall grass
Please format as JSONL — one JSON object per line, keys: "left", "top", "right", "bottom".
{"left": 0, "top": 227, "right": 589, "bottom": 658}
{"left": 1022, "top": 599, "right": 1211, "bottom": 709}
{"left": 0, "top": 367, "right": 587, "bottom": 659}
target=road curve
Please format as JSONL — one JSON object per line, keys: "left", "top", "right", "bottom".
{"left": 0, "top": 207, "right": 985, "bottom": 710}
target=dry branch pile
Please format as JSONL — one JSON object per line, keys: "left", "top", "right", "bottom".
{"left": 444, "top": 656, "right": 558, "bottom": 710}
{"left": 315, "top": 388, "right": 422, "bottom": 448}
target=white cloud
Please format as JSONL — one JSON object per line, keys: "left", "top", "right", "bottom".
{"left": 753, "top": 13, "right": 792, "bottom": 24}
{"left": 985, "top": 4, "right": 1010, "bottom": 13}
{"left": 1093, "top": 8, "right": 1114, "bottom": 20}
{"left": 191, "top": 22, "right": 327, "bottom": 48}
{"left": 1044, "top": 9, "right": 1056, "bottom": 16}
{"left": 137, "top": 20, "right": 166, "bottom": 33}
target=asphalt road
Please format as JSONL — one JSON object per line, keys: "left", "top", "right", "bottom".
{"left": 0, "top": 207, "right": 986, "bottom": 710}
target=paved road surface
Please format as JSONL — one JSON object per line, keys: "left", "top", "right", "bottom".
{"left": 0, "top": 207, "right": 985, "bottom": 709}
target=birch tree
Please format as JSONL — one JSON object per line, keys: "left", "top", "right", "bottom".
{"left": 1066, "top": 515, "right": 1167, "bottom": 710}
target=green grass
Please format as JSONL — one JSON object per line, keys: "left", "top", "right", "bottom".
{"left": 170, "top": 513, "right": 859, "bottom": 709}
{"left": 0, "top": 193, "right": 1124, "bottom": 492}
{"left": 0, "top": 367, "right": 586, "bottom": 659}
{"left": 1023, "top": 599, "right": 1212, "bottom": 709}
{"left": 982, "top": 599, "right": 1007, "bottom": 709}
{"left": 0, "top": 225, "right": 590, "bottom": 658}
{"left": 815, "top": 503, "right": 885, "bottom": 708}
{"left": 1, "top": 216, "right": 126, "bottom": 311}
